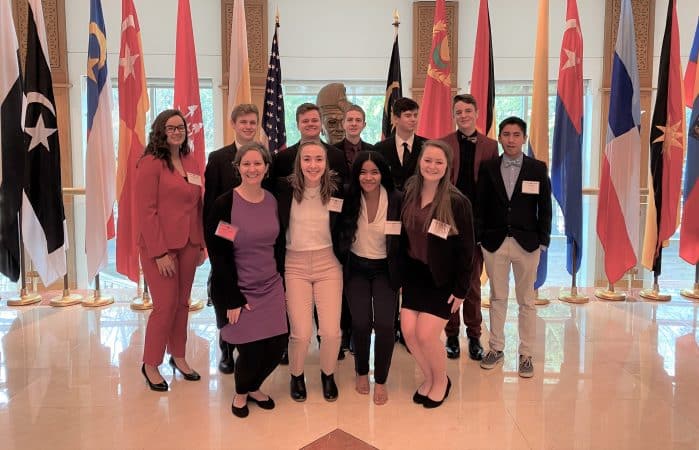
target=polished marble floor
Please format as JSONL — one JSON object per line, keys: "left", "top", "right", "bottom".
{"left": 1, "top": 287, "right": 699, "bottom": 449}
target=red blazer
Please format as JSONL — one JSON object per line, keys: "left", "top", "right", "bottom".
{"left": 136, "top": 154, "right": 204, "bottom": 259}
{"left": 441, "top": 131, "right": 498, "bottom": 186}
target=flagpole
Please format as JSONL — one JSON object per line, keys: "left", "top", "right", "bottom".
{"left": 393, "top": 8, "right": 400, "bottom": 35}
{"left": 595, "top": 281, "right": 626, "bottom": 301}
{"left": 6, "top": 213, "right": 42, "bottom": 306}
{"left": 639, "top": 271, "right": 671, "bottom": 301}
{"left": 680, "top": 266, "right": 699, "bottom": 300}
{"left": 559, "top": 245, "right": 589, "bottom": 303}
{"left": 130, "top": 267, "right": 153, "bottom": 311}
{"left": 82, "top": 273, "right": 114, "bottom": 307}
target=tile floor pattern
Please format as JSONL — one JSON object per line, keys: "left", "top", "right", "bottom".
{"left": 1, "top": 287, "right": 698, "bottom": 449}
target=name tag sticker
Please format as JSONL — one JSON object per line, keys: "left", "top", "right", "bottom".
{"left": 215, "top": 221, "right": 238, "bottom": 242}
{"left": 328, "top": 197, "right": 344, "bottom": 213}
{"left": 384, "top": 221, "right": 402, "bottom": 235}
{"left": 522, "top": 180, "right": 540, "bottom": 194}
{"left": 187, "top": 172, "right": 202, "bottom": 186}
{"left": 428, "top": 219, "right": 450, "bottom": 240}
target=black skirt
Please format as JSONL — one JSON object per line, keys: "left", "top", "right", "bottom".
{"left": 401, "top": 256, "right": 452, "bottom": 320}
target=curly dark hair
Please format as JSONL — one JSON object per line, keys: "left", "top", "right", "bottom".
{"left": 338, "top": 151, "right": 394, "bottom": 254}
{"left": 143, "top": 109, "right": 191, "bottom": 171}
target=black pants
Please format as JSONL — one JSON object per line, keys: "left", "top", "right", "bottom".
{"left": 344, "top": 254, "right": 397, "bottom": 384}
{"left": 234, "top": 334, "right": 287, "bottom": 395}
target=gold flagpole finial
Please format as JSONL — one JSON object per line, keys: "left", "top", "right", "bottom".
{"left": 275, "top": 5, "right": 280, "bottom": 24}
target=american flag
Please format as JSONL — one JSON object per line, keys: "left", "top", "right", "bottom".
{"left": 263, "top": 21, "right": 286, "bottom": 154}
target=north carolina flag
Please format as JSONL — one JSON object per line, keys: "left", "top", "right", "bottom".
{"left": 470, "top": 0, "right": 495, "bottom": 136}
{"left": 552, "top": 0, "right": 584, "bottom": 277}
{"left": 680, "top": 19, "right": 699, "bottom": 265}
{"left": 528, "top": 0, "right": 549, "bottom": 288}
{"left": 174, "top": 0, "right": 205, "bottom": 172}
{"left": 115, "top": 0, "right": 149, "bottom": 283}
{"left": 416, "top": 0, "right": 452, "bottom": 139}
{"left": 641, "top": 0, "right": 685, "bottom": 273}
{"left": 85, "top": 0, "right": 116, "bottom": 282}
{"left": 225, "top": 0, "right": 251, "bottom": 143}
{"left": 597, "top": 0, "right": 641, "bottom": 284}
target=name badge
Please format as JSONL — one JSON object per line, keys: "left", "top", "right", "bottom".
{"left": 328, "top": 197, "right": 344, "bottom": 213}
{"left": 522, "top": 180, "right": 540, "bottom": 194}
{"left": 428, "top": 219, "right": 450, "bottom": 240}
{"left": 215, "top": 221, "right": 239, "bottom": 242}
{"left": 187, "top": 172, "right": 202, "bottom": 186}
{"left": 384, "top": 220, "right": 402, "bottom": 235}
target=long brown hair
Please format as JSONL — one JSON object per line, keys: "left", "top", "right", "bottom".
{"left": 402, "top": 140, "right": 462, "bottom": 234}
{"left": 142, "top": 109, "right": 190, "bottom": 171}
{"left": 288, "top": 142, "right": 338, "bottom": 203}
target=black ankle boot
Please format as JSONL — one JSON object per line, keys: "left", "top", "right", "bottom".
{"left": 320, "top": 371, "right": 338, "bottom": 402}
{"left": 290, "top": 374, "right": 307, "bottom": 402}
{"left": 218, "top": 334, "right": 235, "bottom": 374}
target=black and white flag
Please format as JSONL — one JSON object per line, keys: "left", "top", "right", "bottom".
{"left": 21, "top": 0, "right": 67, "bottom": 285}
{"left": 0, "top": 0, "right": 26, "bottom": 282}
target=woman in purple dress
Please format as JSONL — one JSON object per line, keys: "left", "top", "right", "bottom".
{"left": 204, "top": 142, "right": 287, "bottom": 418}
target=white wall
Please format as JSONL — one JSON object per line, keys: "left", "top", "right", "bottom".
{"left": 62, "top": 0, "right": 698, "bottom": 287}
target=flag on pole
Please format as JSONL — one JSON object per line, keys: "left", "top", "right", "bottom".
{"left": 471, "top": 0, "right": 495, "bottom": 136}
{"left": 174, "top": 0, "right": 205, "bottom": 173}
{"left": 225, "top": 0, "right": 251, "bottom": 143}
{"left": 641, "top": 0, "right": 685, "bottom": 273}
{"left": 116, "top": 0, "right": 149, "bottom": 282}
{"left": 597, "top": 0, "right": 641, "bottom": 284}
{"left": 528, "top": 0, "right": 549, "bottom": 289}
{"left": 416, "top": 0, "right": 452, "bottom": 139}
{"left": 0, "top": 0, "right": 26, "bottom": 282}
{"left": 262, "top": 18, "right": 286, "bottom": 154}
{"left": 21, "top": 0, "right": 68, "bottom": 286}
{"left": 680, "top": 19, "right": 699, "bottom": 265}
{"left": 552, "top": 0, "right": 584, "bottom": 277}
{"left": 85, "top": 0, "right": 116, "bottom": 282}
{"left": 382, "top": 22, "right": 402, "bottom": 139}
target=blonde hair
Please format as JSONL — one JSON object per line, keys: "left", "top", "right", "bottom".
{"left": 288, "top": 142, "right": 338, "bottom": 203}
{"left": 402, "top": 140, "right": 462, "bottom": 234}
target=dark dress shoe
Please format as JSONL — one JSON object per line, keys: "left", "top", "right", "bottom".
{"left": 423, "top": 377, "right": 451, "bottom": 409}
{"left": 279, "top": 349, "right": 289, "bottom": 366}
{"left": 248, "top": 395, "right": 275, "bottom": 410}
{"left": 468, "top": 337, "right": 484, "bottom": 361}
{"left": 218, "top": 335, "right": 235, "bottom": 374}
{"left": 446, "top": 336, "right": 461, "bottom": 359}
{"left": 141, "top": 364, "right": 168, "bottom": 392}
{"left": 412, "top": 390, "right": 428, "bottom": 405}
{"left": 231, "top": 401, "right": 249, "bottom": 418}
{"left": 169, "top": 357, "right": 201, "bottom": 381}
{"left": 321, "top": 371, "right": 338, "bottom": 402}
{"left": 290, "top": 374, "right": 307, "bottom": 402}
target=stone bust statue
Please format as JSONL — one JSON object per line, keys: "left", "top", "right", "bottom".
{"left": 316, "top": 83, "right": 350, "bottom": 145}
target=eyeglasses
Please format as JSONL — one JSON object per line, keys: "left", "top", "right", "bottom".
{"left": 165, "top": 125, "right": 186, "bottom": 134}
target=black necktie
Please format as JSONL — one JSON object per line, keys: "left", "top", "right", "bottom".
{"left": 402, "top": 142, "right": 410, "bottom": 162}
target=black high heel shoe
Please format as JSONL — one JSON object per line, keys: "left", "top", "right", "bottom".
{"left": 423, "top": 377, "right": 451, "bottom": 409}
{"left": 169, "top": 356, "right": 201, "bottom": 381}
{"left": 141, "top": 364, "right": 168, "bottom": 392}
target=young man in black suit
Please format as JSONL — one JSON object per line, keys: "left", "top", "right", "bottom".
{"left": 475, "top": 116, "right": 552, "bottom": 378}
{"left": 373, "top": 97, "right": 427, "bottom": 191}
{"left": 271, "top": 103, "right": 348, "bottom": 189}
{"left": 203, "top": 103, "right": 260, "bottom": 374}
{"left": 335, "top": 104, "right": 374, "bottom": 168}
{"left": 439, "top": 94, "right": 499, "bottom": 361}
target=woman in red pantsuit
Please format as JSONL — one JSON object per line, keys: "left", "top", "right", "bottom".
{"left": 136, "top": 109, "right": 206, "bottom": 391}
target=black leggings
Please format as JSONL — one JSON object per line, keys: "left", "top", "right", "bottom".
{"left": 234, "top": 333, "right": 287, "bottom": 394}
{"left": 344, "top": 254, "right": 398, "bottom": 384}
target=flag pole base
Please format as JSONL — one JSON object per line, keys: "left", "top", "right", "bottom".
{"left": 188, "top": 297, "right": 204, "bottom": 312}
{"left": 680, "top": 283, "right": 699, "bottom": 300}
{"left": 82, "top": 292, "right": 114, "bottom": 308}
{"left": 50, "top": 290, "right": 83, "bottom": 307}
{"left": 131, "top": 291, "right": 153, "bottom": 311}
{"left": 639, "top": 286, "right": 671, "bottom": 302}
{"left": 595, "top": 289, "right": 626, "bottom": 301}
{"left": 6, "top": 290, "right": 42, "bottom": 307}
{"left": 559, "top": 287, "right": 589, "bottom": 304}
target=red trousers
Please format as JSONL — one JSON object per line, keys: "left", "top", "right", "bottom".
{"left": 445, "top": 247, "right": 483, "bottom": 339}
{"left": 141, "top": 242, "right": 200, "bottom": 365}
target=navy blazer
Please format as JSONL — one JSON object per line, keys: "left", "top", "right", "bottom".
{"left": 475, "top": 154, "right": 552, "bottom": 253}
{"left": 203, "top": 143, "right": 239, "bottom": 224}
{"left": 373, "top": 135, "right": 427, "bottom": 191}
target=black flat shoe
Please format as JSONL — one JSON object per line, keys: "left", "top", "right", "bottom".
{"left": 468, "top": 337, "right": 484, "bottom": 361}
{"left": 231, "top": 398, "right": 249, "bottom": 418}
{"left": 169, "top": 357, "right": 201, "bottom": 381}
{"left": 141, "top": 364, "right": 168, "bottom": 392}
{"left": 446, "top": 336, "right": 461, "bottom": 359}
{"left": 321, "top": 371, "right": 338, "bottom": 402}
{"left": 290, "top": 373, "right": 307, "bottom": 402}
{"left": 248, "top": 395, "right": 275, "bottom": 410}
{"left": 412, "top": 390, "right": 428, "bottom": 405}
{"left": 423, "top": 377, "right": 451, "bottom": 409}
